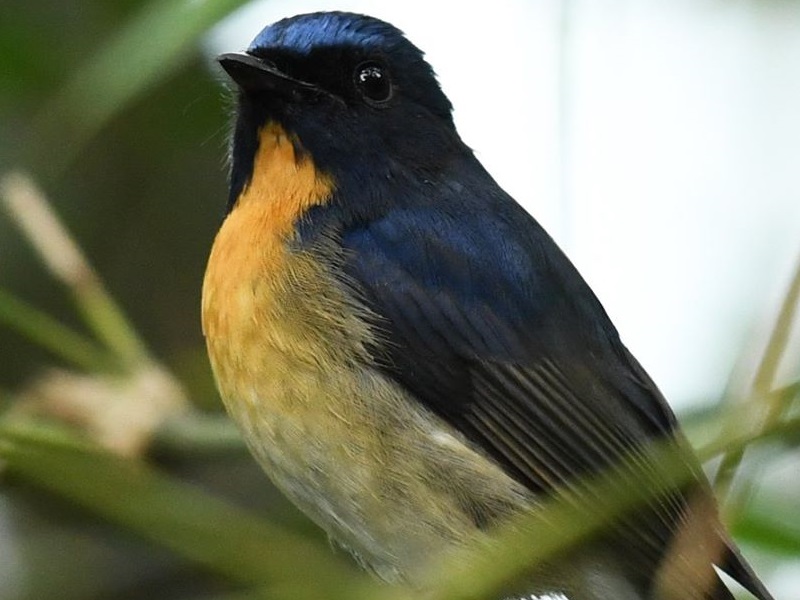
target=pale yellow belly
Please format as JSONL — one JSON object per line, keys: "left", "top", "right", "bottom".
{"left": 202, "top": 226, "right": 531, "bottom": 582}
{"left": 213, "top": 345, "right": 527, "bottom": 581}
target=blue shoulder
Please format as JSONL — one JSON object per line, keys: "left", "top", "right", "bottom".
{"left": 296, "top": 161, "right": 680, "bottom": 495}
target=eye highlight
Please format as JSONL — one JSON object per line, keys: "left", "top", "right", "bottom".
{"left": 354, "top": 61, "right": 392, "bottom": 104}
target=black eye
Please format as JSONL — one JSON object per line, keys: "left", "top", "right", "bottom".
{"left": 354, "top": 61, "right": 392, "bottom": 104}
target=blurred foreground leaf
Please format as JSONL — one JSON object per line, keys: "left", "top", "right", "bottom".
{"left": 32, "top": 0, "right": 251, "bottom": 172}
{"left": 715, "top": 255, "right": 800, "bottom": 500}
{"left": 2, "top": 171, "right": 150, "bottom": 371}
{"left": 0, "top": 420, "right": 368, "bottom": 598}
{"left": 1, "top": 407, "right": 796, "bottom": 600}
{"left": 734, "top": 495, "right": 800, "bottom": 557}
{"left": 0, "top": 287, "right": 113, "bottom": 373}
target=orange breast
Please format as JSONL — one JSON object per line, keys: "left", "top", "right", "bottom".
{"left": 200, "top": 123, "right": 531, "bottom": 581}
{"left": 201, "top": 122, "right": 333, "bottom": 345}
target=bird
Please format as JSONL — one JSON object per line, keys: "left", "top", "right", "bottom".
{"left": 202, "top": 11, "right": 773, "bottom": 600}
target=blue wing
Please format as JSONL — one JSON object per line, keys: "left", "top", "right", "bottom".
{"left": 300, "top": 158, "right": 769, "bottom": 599}
{"left": 340, "top": 196, "right": 685, "bottom": 490}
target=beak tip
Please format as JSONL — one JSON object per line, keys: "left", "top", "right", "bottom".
{"left": 216, "top": 52, "right": 249, "bottom": 78}
{"left": 215, "top": 52, "right": 317, "bottom": 97}
{"left": 216, "top": 53, "right": 270, "bottom": 91}
{"left": 217, "top": 52, "right": 244, "bottom": 63}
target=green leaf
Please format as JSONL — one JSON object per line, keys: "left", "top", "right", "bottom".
{"left": 33, "top": 0, "right": 250, "bottom": 172}
{"left": 0, "top": 421, "right": 370, "bottom": 597}
{"left": 734, "top": 494, "right": 800, "bottom": 556}
{"left": 0, "top": 287, "right": 115, "bottom": 372}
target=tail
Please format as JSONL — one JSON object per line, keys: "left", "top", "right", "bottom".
{"left": 653, "top": 489, "right": 774, "bottom": 600}
{"left": 716, "top": 542, "right": 774, "bottom": 600}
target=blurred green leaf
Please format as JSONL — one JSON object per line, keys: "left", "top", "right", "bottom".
{"left": 735, "top": 495, "right": 800, "bottom": 556}
{"left": 715, "top": 256, "right": 800, "bottom": 499}
{"left": 0, "top": 287, "right": 115, "bottom": 372}
{"left": 2, "top": 412, "right": 796, "bottom": 600}
{"left": 0, "top": 420, "right": 368, "bottom": 597}
{"left": 153, "top": 412, "right": 245, "bottom": 457}
{"left": 32, "top": 0, "right": 251, "bottom": 172}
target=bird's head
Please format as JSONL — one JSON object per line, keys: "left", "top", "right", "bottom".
{"left": 219, "top": 12, "right": 463, "bottom": 212}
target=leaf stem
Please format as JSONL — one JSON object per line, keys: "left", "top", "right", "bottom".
{"left": 1, "top": 171, "right": 149, "bottom": 369}
{"left": 0, "top": 287, "right": 116, "bottom": 372}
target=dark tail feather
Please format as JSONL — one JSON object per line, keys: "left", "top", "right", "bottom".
{"left": 718, "top": 543, "right": 774, "bottom": 600}
{"left": 710, "top": 578, "right": 736, "bottom": 600}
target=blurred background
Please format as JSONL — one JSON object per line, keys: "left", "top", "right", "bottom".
{"left": 1, "top": 0, "right": 798, "bottom": 598}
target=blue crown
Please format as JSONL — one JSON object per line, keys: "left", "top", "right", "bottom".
{"left": 249, "top": 12, "right": 402, "bottom": 54}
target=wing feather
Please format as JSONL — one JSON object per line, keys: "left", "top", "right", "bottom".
{"left": 329, "top": 200, "right": 768, "bottom": 597}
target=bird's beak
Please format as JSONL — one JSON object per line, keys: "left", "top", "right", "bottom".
{"left": 217, "top": 52, "right": 317, "bottom": 96}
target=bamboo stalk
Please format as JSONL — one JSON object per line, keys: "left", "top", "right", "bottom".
{"left": 0, "top": 287, "right": 115, "bottom": 372}
{"left": 1, "top": 171, "right": 149, "bottom": 370}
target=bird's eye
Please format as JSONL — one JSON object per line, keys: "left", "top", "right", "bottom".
{"left": 354, "top": 61, "right": 392, "bottom": 104}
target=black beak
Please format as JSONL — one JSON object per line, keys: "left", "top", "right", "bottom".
{"left": 217, "top": 52, "right": 317, "bottom": 96}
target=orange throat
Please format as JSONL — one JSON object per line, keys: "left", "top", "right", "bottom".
{"left": 201, "top": 121, "right": 333, "bottom": 343}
